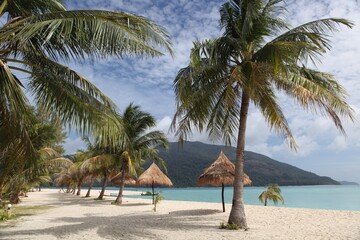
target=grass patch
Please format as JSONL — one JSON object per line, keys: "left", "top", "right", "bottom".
{"left": 219, "top": 222, "right": 240, "bottom": 230}
{"left": 0, "top": 205, "right": 52, "bottom": 228}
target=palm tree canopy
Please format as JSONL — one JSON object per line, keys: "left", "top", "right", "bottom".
{"left": 78, "top": 104, "right": 169, "bottom": 184}
{"left": 119, "top": 103, "right": 169, "bottom": 171}
{"left": 258, "top": 184, "right": 284, "bottom": 205}
{"left": 0, "top": 0, "right": 173, "bottom": 164}
{"left": 171, "top": 0, "right": 354, "bottom": 149}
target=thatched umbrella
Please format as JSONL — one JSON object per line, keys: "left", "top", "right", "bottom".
{"left": 110, "top": 173, "right": 136, "bottom": 186}
{"left": 136, "top": 163, "right": 173, "bottom": 204}
{"left": 198, "top": 151, "right": 251, "bottom": 212}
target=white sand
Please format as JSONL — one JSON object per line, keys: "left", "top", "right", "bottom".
{"left": 1, "top": 189, "right": 360, "bottom": 240}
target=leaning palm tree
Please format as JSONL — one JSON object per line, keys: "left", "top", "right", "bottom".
{"left": 81, "top": 154, "right": 115, "bottom": 200}
{"left": 258, "top": 184, "right": 284, "bottom": 206}
{"left": 171, "top": 0, "right": 354, "bottom": 228}
{"left": 0, "top": 0, "right": 173, "bottom": 177}
{"left": 4, "top": 147, "right": 72, "bottom": 203}
{"left": 113, "top": 104, "right": 168, "bottom": 204}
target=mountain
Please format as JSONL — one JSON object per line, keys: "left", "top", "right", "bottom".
{"left": 339, "top": 181, "right": 359, "bottom": 185}
{"left": 153, "top": 141, "right": 339, "bottom": 187}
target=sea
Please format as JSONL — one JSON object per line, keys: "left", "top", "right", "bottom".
{"left": 108, "top": 185, "right": 360, "bottom": 211}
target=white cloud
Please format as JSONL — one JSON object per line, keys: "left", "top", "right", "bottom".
{"left": 60, "top": 0, "right": 360, "bottom": 183}
{"left": 63, "top": 137, "right": 86, "bottom": 155}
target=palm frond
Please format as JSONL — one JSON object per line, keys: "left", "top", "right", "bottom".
{"left": 264, "top": 18, "right": 353, "bottom": 65}
{"left": 2, "top": 10, "right": 173, "bottom": 62}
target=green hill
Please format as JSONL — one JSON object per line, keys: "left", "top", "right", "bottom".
{"left": 153, "top": 141, "right": 339, "bottom": 187}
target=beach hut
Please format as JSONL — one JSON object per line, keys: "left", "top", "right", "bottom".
{"left": 136, "top": 162, "right": 173, "bottom": 204}
{"left": 198, "top": 151, "right": 251, "bottom": 212}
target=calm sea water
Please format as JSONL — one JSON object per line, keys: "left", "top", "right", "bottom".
{"left": 114, "top": 185, "right": 360, "bottom": 211}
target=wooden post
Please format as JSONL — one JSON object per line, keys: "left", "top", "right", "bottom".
{"left": 222, "top": 183, "right": 225, "bottom": 212}
{"left": 152, "top": 182, "right": 155, "bottom": 204}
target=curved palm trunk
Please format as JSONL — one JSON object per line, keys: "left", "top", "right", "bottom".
{"left": 115, "top": 169, "right": 126, "bottom": 204}
{"left": 228, "top": 93, "right": 250, "bottom": 229}
{"left": 85, "top": 178, "right": 93, "bottom": 197}
{"left": 76, "top": 177, "right": 84, "bottom": 196}
{"left": 97, "top": 172, "right": 108, "bottom": 200}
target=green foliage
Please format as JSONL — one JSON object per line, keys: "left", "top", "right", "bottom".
{"left": 0, "top": 106, "right": 68, "bottom": 202}
{"left": 258, "top": 184, "right": 285, "bottom": 206}
{"left": 76, "top": 104, "right": 169, "bottom": 202}
{"left": 0, "top": 210, "right": 11, "bottom": 221}
{"left": 0, "top": 0, "right": 173, "bottom": 199}
{"left": 0, "top": 205, "right": 51, "bottom": 222}
{"left": 219, "top": 222, "right": 240, "bottom": 230}
{"left": 153, "top": 194, "right": 165, "bottom": 212}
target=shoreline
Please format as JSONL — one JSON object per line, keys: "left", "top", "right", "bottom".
{"left": 1, "top": 189, "right": 359, "bottom": 239}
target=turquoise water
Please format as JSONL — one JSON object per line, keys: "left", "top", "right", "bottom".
{"left": 116, "top": 185, "right": 360, "bottom": 211}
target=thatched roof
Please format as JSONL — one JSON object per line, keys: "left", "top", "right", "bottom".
{"left": 136, "top": 163, "right": 173, "bottom": 187}
{"left": 109, "top": 172, "right": 136, "bottom": 185}
{"left": 197, "top": 151, "right": 251, "bottom": 186}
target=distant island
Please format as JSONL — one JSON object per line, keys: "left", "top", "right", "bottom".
{"left": 339, "top": 181, "right": 359, "bottom": 185}
{"left": 151, "top": 141, "right": 339, "bottom": 187}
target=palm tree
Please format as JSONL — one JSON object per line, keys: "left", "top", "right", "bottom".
{"left": 171, "top": 0, "right": 354, "bottom": 229}
{"left": 258, "top": 184, "right": 284, "bottom": 206}
{"left": 113, "top": 104, "right": 168, "bottom": 204}
{"left": 0, "top": 0, "right": 173, "bottom": 179}
{"left": 81, "top": 154, "right": 115, "bottom": 200}
{"left": 4, "top": 147, "right": 72, "bottom": 203}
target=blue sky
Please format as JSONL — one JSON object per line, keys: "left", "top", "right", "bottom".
{"left": 63, "top": 0, "right": 360, "bottom": 183}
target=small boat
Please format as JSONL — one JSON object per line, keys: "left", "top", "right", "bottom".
{"left": 141, "top": 192, "right": 159, "bottom": 196}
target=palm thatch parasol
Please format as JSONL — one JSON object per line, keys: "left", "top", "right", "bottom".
{"left": 136, "top": 162, "right": 173, "bottom": 204}
{"left": 110, "top": 172, "right": 136, "bottom": 185}
{"left": 197, "top": 151, "right": 252, "bottom": 212}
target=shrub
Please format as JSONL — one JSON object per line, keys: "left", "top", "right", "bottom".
{"left": 219, "top": 222, "right": 240, "bottom": 230}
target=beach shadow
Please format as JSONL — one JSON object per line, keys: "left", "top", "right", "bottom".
{"left": 0, "top": 192, "right": 228, "bottom": 240}
{"left": 169, "top": 209, "right": 222, "bottom": 216}
{"left": 0, "top": 209, "right": 222, "bottom": 240}
{"left": 113, "top": 203, "right": 152, "bottom": 207}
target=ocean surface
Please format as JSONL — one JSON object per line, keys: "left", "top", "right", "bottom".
{"left": 110, "top": 185, "right": 360, "bottom": 211}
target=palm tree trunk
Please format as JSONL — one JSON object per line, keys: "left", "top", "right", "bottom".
{"left": 85, "top": 178, "right": 93, "bottom": 197}
{"left": 222, "top": 183, "right": 225, "bottom": 212}
{"left": 0, "top": 184, "right": 3, "bottom": 199}
{"left": 76, "top": 177, "right": 84, "bottom": 196}
{"left": 115, "top": 169, "right": 126, "bottom": 204}
{"left": 228, "top": 92, "right": 250, "bottom": 229}
{"left": 10, "top": 192, "right": 20, "bottom": 204}
{"left": 98, "top": 172, "right": 108, "bottom": 200}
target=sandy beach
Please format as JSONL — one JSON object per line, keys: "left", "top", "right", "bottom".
{"left": 0, "top": 189, "right": 359, "bottom": 240}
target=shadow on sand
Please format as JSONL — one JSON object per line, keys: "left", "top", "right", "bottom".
{"left": 0, "top": 193, "right": 225, "bottom": 240}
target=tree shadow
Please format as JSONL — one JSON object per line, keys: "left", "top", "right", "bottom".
{"left": 169, "top": 209, "right": 222, "bottom": 216}
{"left": 0, "top": 210, "right": 223, "bottom": 240}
